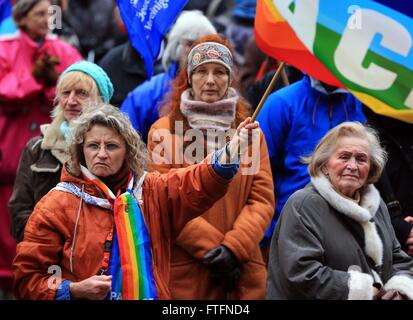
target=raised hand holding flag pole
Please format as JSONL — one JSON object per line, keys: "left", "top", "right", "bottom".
{"left": 116, "top": 0, "right": 188, "bottom": 78}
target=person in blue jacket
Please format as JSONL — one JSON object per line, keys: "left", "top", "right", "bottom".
{"left": 257, "top": 74, "right": 366, "bottom": 247}
{"left": 120, "top": 10, "right": 216, "bottom": 143}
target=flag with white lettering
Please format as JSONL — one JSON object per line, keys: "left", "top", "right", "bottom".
{"left": 255, "top": 0, "right": 413, "bottom": 123}
{"left": 116, "top": 0, "right": 188, "bottom": 78}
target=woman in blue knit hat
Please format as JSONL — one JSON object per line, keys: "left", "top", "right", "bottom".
{"left": 9, "top": 61, "right": 114, "bottom": 243}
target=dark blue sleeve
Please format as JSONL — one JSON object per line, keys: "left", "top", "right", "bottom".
{"left": 211, "top": 147, "right": 240, "bottom": 180}
{"left": 54, "top": 280, "right": 72, "bottom": 300}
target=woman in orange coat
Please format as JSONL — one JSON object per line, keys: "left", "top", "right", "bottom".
{"left": 13, "top": 104, "right": 259, "bottom": 300}
{"left": 148, "top": 34, "right": 275, "bottom": 299}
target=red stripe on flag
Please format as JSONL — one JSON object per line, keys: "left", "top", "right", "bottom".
{"left": 254, "top": 0, "right": 343, "bottom": 87}
{"left": 114, "top": 200, "right": 133, "bottom": 299}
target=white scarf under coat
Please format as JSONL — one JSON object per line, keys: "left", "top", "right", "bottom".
{"left": 311, "top": 174, "right": 383, "bottom": 268}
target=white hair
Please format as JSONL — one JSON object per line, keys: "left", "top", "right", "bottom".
{"left": 162, "top": 10, "right": 217, "bottom": 70}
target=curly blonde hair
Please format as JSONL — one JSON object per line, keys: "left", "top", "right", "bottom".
{"left": 67, "top": 103, "right": 147, "bottom": 178}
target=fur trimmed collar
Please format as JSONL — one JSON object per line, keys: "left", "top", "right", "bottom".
{"left": 311, "top": 175, "right": 380, "bottom": 223}
{"left": 311, "top": 174, "right": 383, "bottom": 267}
{"left": 40, "top": 124, "right": 69, "bottom": 164}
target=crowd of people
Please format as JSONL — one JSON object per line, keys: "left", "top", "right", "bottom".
{"left": 1, "top": 0, "right": 413, "bottom": 301}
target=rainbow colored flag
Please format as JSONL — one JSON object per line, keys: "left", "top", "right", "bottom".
{"left": 81, "top": 166, "right": 157, "bottom": 300}
{"left": 255, "top": 0, "right": 413, "bottom": 123}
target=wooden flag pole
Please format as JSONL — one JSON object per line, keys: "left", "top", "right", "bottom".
{"left": 251, "top": 61, "right": 286, "bottom": 122}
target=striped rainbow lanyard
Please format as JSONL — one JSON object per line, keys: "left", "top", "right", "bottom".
{"left": 81, "top": 166, "right": 158, "bottom": 300}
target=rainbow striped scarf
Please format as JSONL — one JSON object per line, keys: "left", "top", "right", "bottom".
{"left": 81, "top": 166, "right": 158, "bottom": 300}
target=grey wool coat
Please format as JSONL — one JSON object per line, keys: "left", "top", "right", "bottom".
{"left": 266, "top": 174, "right": 413, "bottom": 300}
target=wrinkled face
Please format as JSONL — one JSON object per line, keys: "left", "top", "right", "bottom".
{"left": 191, "top": 62, "right": 229, "bottom": 103}
{"left": 20, "top": 0, "right": 51, "bottom": 39}
{"left": 60, "top": 82, "right": 93, "bottom": 121}
{"left": 83, "top": 125, "right": 126, "bottom": 178}
{"left": 322, "top": 137, "right": 371, "bottom": 198}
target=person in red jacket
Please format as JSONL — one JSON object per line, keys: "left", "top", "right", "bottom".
{"left": 0, "top": 0, "right": 81, "bottom": 298}
{"left": 12, "top": 104, "right": 259, "bottom": 300}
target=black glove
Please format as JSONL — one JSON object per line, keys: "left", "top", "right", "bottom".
{"left": 202, "top": 245, "right": 240, "bottom": 292}
{"left": 32, "top": 54, "right": 60, "bottom": 87}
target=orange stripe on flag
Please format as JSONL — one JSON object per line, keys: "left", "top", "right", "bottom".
{"left": 255, "top": 0, "right": 342, "bottom": 87}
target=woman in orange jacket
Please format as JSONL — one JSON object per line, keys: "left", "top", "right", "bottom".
{"left": 147, "top": 34, "right": 275, "bottom": 299}
{"left": 13, "top": 103, "right": 259, "bottom": 300}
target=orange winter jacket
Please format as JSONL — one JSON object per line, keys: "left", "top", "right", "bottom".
{"left": 148, "top": 116, "right": 275, "bottom": 300}
{"left": 12, "top": 158, "right": 231, "bottom": 300}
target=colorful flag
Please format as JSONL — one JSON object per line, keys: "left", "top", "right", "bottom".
{"left": 116, "top": 0, "right": 188, "bottom": 78}
{"left": 255, "top": 0, "right": 413, "bottom": 123}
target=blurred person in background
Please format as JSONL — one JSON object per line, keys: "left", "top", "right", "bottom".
{"left": 9, "top": 61, "right": 113, "bottom": 243}
{"left": 63, "top": 0, "right": 124, "bottom": 62}
{"left": 121, "top": 10, "right": 217, "bottom": 142}
{"left": 0, "top": 0, "right": 81, "bottom": 299}
{"left": 363, "top": 105, "right": 413, "bottom": 257}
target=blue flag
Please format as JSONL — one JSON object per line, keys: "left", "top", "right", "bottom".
{"left": 116, "top": 0, "right": 188, "bottom": 78}
{"left": 0, "top": 0, "right": 16, "bottom": 35}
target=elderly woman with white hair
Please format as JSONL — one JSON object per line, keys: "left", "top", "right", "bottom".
{"left": 9, "top": 61, "right": 113, "bottom": 243}
{"left": 266, "top": 121, "right": 413, "bottom": 300}
{"left": 120, "top": 10, "right": 217, "bottom": 142}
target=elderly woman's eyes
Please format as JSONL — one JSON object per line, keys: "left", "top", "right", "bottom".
{"left": 61, "top": 89, "right": 89, "bottom": 96}
{"left": 78, "top": 90, "right": 89, "bottom": 97}
{"left": 356, "top": 156, "right": 367, "bottom": 162}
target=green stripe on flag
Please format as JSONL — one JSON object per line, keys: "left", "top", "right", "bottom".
{"left": 314, "top": 24, "right": 413, "bottom": 111}
{"left": 288, "top": 1, "right": 295, "bottom": 14}
{"left": 127, "top": 196, "right": 145, "bottom": 296}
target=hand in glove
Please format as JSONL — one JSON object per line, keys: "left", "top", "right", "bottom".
{"left": 32, "top": 54, "right": 60, "bottom": 87}
{"left": 202, "top": 245, "right": 240, "bottom": 292}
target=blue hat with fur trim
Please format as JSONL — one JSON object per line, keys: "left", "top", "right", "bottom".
{"left": 62, "top": 61, "right": 114, "bottom": 103}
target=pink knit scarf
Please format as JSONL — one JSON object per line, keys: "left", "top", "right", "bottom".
{"left": 179, "top": 88, "right": 239, "bottom": 155}
{"left": 180, "top": 87, "right": 238, "bottom": 131}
